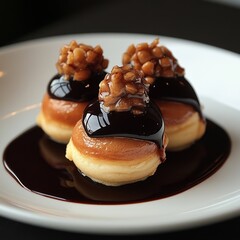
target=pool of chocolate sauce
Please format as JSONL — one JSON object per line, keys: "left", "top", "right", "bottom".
{"left": 3, "top": 119, "right": 231, "bottom": 205}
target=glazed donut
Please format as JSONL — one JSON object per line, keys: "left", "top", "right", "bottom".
{"left": 66, "top": 65, "right": 168, "bottom": 186}
{"left": 37, "top": 40, "right": 109, "bottom": 143}
{"left": 122, "top": 38, "right": 206, "bottom": 151}
{"left": 66, "top": 120, "right": 168, "bottom": 186}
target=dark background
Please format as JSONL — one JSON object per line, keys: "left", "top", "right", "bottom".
{"left": 1, "top": 0, "right": 240, "bottom": 53}
{"left": 1, "top": 0, "right": 240, "bottom": 239}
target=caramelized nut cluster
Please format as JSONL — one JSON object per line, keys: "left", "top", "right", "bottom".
{"left": 122, "top": 38, "right": 185, "bottom": 84}
{"left": 56, "top": 40, "right": 109, "bottom": 81}
{"left": 99, "top": 65, "right": 149, "bottom": 114}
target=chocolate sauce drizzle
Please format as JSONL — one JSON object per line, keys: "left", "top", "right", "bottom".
{"left": 2, "top": 120, "right": 231, "bottom": 205}
{"left": 149, "top": 76, "right": 202, "bottom": 115}
{"left": 83, "top": 101, "right": 165, "bottom": 147}
{"left": 47, "top": 72, "right": 106, "bottom": 102}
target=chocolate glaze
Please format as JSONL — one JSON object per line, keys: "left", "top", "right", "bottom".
{"left": 83, "top": 101, "right": 165, "bottom": 148}
{"left": 47, "top": 72, "right": 106, "bottom": 102}
{"left": 149, "top": 76, "right": 202, "bottom": 116}
{"left": 3, "top": 120, "right": 231, "bottom": 205}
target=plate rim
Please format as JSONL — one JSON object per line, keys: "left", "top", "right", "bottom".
{"left": 1, "top": 32, "right": 240, "bottom": 234}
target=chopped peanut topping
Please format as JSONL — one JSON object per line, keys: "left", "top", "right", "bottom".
{"left": 99, "top": 65, "right": 149, "bottom": 115}
{"left": 122, "top": 38, "right": 185, "bottom": 83}
{"left": 56, "top": 40, "right": 109, "bottom": 81}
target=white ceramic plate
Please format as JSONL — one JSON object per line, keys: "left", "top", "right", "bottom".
{"left": 0, "top": 33, "right": 240, "bottom": 235}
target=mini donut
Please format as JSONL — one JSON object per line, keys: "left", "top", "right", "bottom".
{"left": 37, "top": 40, "right": 109, "bottom": 143}
{"left": 122, "top": 38, "right": 206, "bottom": 151}
{"left": 66, "top": 65, "right": 168, "bottom": 186}
{"left": 66, "top": 120, "right": 168, "bottom": 186}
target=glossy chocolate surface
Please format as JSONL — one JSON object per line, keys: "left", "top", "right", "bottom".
{"left": 83, "top": 101, "right": 164, "bottom": 147}
{"left": 150, "top": 76, "right": 201, "bottom": 114}
{"left": 47, "top": 72, "right": 106, "bottom": 102}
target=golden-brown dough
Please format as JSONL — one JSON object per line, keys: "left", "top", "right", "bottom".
{"left": 66, "top": 120, "right": 168, "bottom": 186}
{"left": 36, "top": 93, "right": 88, "bottom": 143}
{"left": 156, "top": 101, "right": 206, "bottom": 151}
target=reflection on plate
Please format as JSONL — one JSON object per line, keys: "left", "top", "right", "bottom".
{"left": 0, "top": 33, "right": 240, "bottom": 234}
